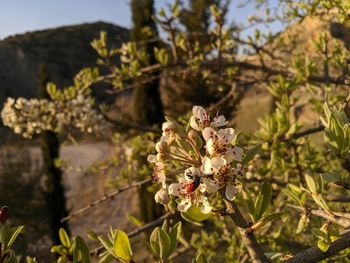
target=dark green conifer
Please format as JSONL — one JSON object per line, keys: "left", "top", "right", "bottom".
{"left": 38, "top": 65, "right": 69, "bottom": 245}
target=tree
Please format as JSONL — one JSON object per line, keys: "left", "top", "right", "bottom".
{"left": 130, "top": 0, "right": 164, "bottom": 126}
{"left": 2, "top": 0, "right": 350, "bottom": 262}
{"left": 38, "top": 64, "right": 69, "bottom": 245}
{"left": 130, "top": 0, "right": 165, "bottom": 224}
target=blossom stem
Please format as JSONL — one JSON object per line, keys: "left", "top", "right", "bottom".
{"left": 185, "top": 137, "right": 203, "bottom": 163}
{"left": 168, "top": 152, "right": 200, "bottom": 166}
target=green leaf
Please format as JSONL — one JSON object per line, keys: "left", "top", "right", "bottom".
{"left": 158, "top": 228, "right": 171, "bottom": 259}
{"left": 242, "top": 188, "right": 255, "bottom": 220}
{"left": 305, "top": 174, "right": 317, "bottom": 194}
{"left": 51, "top": 245, "right": 68, "bottom": 256}
{"left": 196, "top": 253, "right": 209, "bottom": 263}
{"left": 150, "top": 232, "right": 160, "bottom": 257}
{"left": 0, "top": 223, "right": 10, "bottom": 249}
{"left": 113, "top": 230, "right": 132, "bottom": 262}
{"left": 296, "top": 214, "right": 309, "bottom": 234}
{"left": 167, "top": 222, "right": 182, "bottom": 257}
{"left": 242, "top": 144, "right": 261, "bottom": 165}
{"left": 252, "top": 213, "right": 283, "bottom": 230}
{"left": 181, "top": 206, "right": 211, "bottom": 224}
{"left": 73, "top": 236, "right": 91, "bottom": 263}
{"left": 6, "top": 225, "right": 24, "bottom": 249}
{"left": 87, "top": 230, "right": 99, "bottom": 241}
{"left": 127, "top": 213, "right": 143, "bottom": 227}
{"left": 98, "top": 236, "right": 114, "bottom": 256}
{"left": 317, "top": 240, "right": 330, "bottom": 252}
{"left": 254, "top": 182, "right": 272, "bottom": 221}
{"left": 26, "top": 257, "right": 38, "bottom": 263}
{"left": 312, "top": 228, "right": 328, "bottom": 240}
{"left": 59, "top": 228, "right": 71, "bottom": 248}
{"left": 161, "top": 219, "right": 168, "bottom": 232}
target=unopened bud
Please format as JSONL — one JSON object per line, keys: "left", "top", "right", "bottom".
{"left": 0, "top": 206, "right": 9, "bottom": 223}
{"left": 155, "top": 188, "right": 170, "bottom": 204}
{"left": 162, "top": 121, "right": 176, "bottom": 133}
{"left": 188, "top": 130, "right": 198, "bottom": 141}
{"left": 156, "top": 140, "right": 168, "bottom": 153}
{"left": 188, "top": 130, "right": 203, "bottom": 149}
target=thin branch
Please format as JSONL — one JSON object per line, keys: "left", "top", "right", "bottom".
{"left": 223, "top": 197, "right": 270, "bottom": 263}
{"left": 61, "top": 178, "right": 152, "bottom": 223}
{"left": 285, "top": 231, "right": 350, "bottom": 263}
{"left": 102, "top": 113, "right": 161, "bottom": 133}
{"left": 326, "top": 195, "right": 350, "bottom": 203}
{"left": 281, "top": 125, "right": 324, "bottom": 142}
{"left": 90, "top": 212, "right": 175, "bottom": 256}
{"left": 287, "top": 205, "right": 350, "bottom": 228}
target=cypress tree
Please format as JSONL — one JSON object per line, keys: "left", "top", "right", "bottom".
{"left": 38, "top": 65, "right": 69, "bottom": 245}
{"left": 130, "top": 0, "right": 164, "bottom": 126}
{"left": 179, "top": 0, "right": 220, "bottom": 47}
{"left": 130, "top": 0, "right": 164, "bottom": 223}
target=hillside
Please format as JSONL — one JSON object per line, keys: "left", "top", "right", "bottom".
{"left": 0, "top": 22, "right": 129, "bottom": 108}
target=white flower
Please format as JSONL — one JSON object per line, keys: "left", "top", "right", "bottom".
{"left": 152, "top": 161, "right": 166, "bottom": 187}
{"left": 212, "top": 114, "right": 227, "bottom": 127}
{"left": 200, "top": 156, "right": 226, "bottom": 175}
{"left": 155, "top": 188, "right": 170, "bottom": 204}
{"left": 168, "top": 167, "right": 214, "bottom": 213}
{"left": 162, "top": 121, "right": 176, "bottom": 144}
{"left": 190, "top": 106, "right": 227, "bottom": 131}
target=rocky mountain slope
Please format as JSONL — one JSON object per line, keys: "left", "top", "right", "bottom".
{"left": 0, "top": 21, "right": 129, "bottom": 108}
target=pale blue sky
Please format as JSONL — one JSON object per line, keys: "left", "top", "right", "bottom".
{"left": 0, "top": 0, "right": 284, "bottom": 39}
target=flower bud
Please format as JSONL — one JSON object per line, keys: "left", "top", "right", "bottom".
{"left": 0, "top": 206, "right": 9, "bottom": 223}
{"left": 188, "top": 130, "right": 203, "bottom": 149}
{"left": 155, "top": 140, "right": 168, "bottom": 153}
{"left": 188, "top": 130, "right": 198, "bottom": 141}
{"left": 162, "top": 121, "right": 176, "bottom": 133}
{"left": 155, "top": 188, "right": 170, "bottom": 204}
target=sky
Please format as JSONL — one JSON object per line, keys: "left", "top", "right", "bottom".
{"left": 0, "top": 0, "right": 284, "bottom": 40}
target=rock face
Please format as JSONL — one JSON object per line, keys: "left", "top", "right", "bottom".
{"left": 0, "top": 21, "right": 129, "bottom": 108}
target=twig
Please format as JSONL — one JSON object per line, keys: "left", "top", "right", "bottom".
{"left": 280, "top": 125, "right": 324, "bottom": 142}
{"left": 90, "top": 212, "right": 175, "bottom": 255}
{"left": 60, "top": 178, "right": 152, "bottom": 223}
{"left": 287, "top": 205, "right": 350, "bottom": 228}
{"left": 326, "top": 195, "right": 350, "bottom": 203}
{"left": 223, "top": 197, "right": 270, "bottom": 263}
{"left": 285, "top": 231, "right": 350, "bottom": 263}
{"left": 102, "top": 113, "right": 161, "bottom": 133}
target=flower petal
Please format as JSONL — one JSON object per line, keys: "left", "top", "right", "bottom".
{"left": 147, "top": 154, "right": 157, "bottom": 163}
{"left": 202, "top": 127, "right": 216, "bottom": 142}
{"left": 178, "top": 199, "right": 192, "bottom": 212}
{"left": 206, "top": 138, "right": 215, "bottom": 156}
{"left": 211, "top": 156, "right": 226, "bottom": 168}
{"left": 232, "top": 146, "right": 243, "bottom": 162}
{"left": 168, "top": 183, "right": 182, "bottom": 196}
{"left": 201, "top": 178, "right": 219, "bottom": 193}
{"left": 225, "top": 184, "right": 238, "bottom": 201}
{"left": 200, "top": 199, "right": 212, "bottom": 214}
{"left": 190, "top": 116, "right": 200, "bottom": 131}
{"left": 162, "top": 121, "right": 176, "bottom": 132}
{"left": 200, "top": 156, "right": 214, "bottom": 175}
{"left": 155, "top": 188, "right": 170, "bottom": 204}
{"left": 217, "top": 128, "right": 235, "bottom": 144}
{"left": 192, "top": 105, "right": 207, "bottom": 120}
{"left": 212, "top": 115, "right": 227, "bottom": 127}
{"left": 224, "top": 147, "right": 235, "bottom": 164}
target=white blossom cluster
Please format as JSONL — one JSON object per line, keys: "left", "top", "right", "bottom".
{"left": 1, "top": 94, "right": 106, "bottom": 138}
{"left": 148, "top": 106, "right": 244, "bottom": 214}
